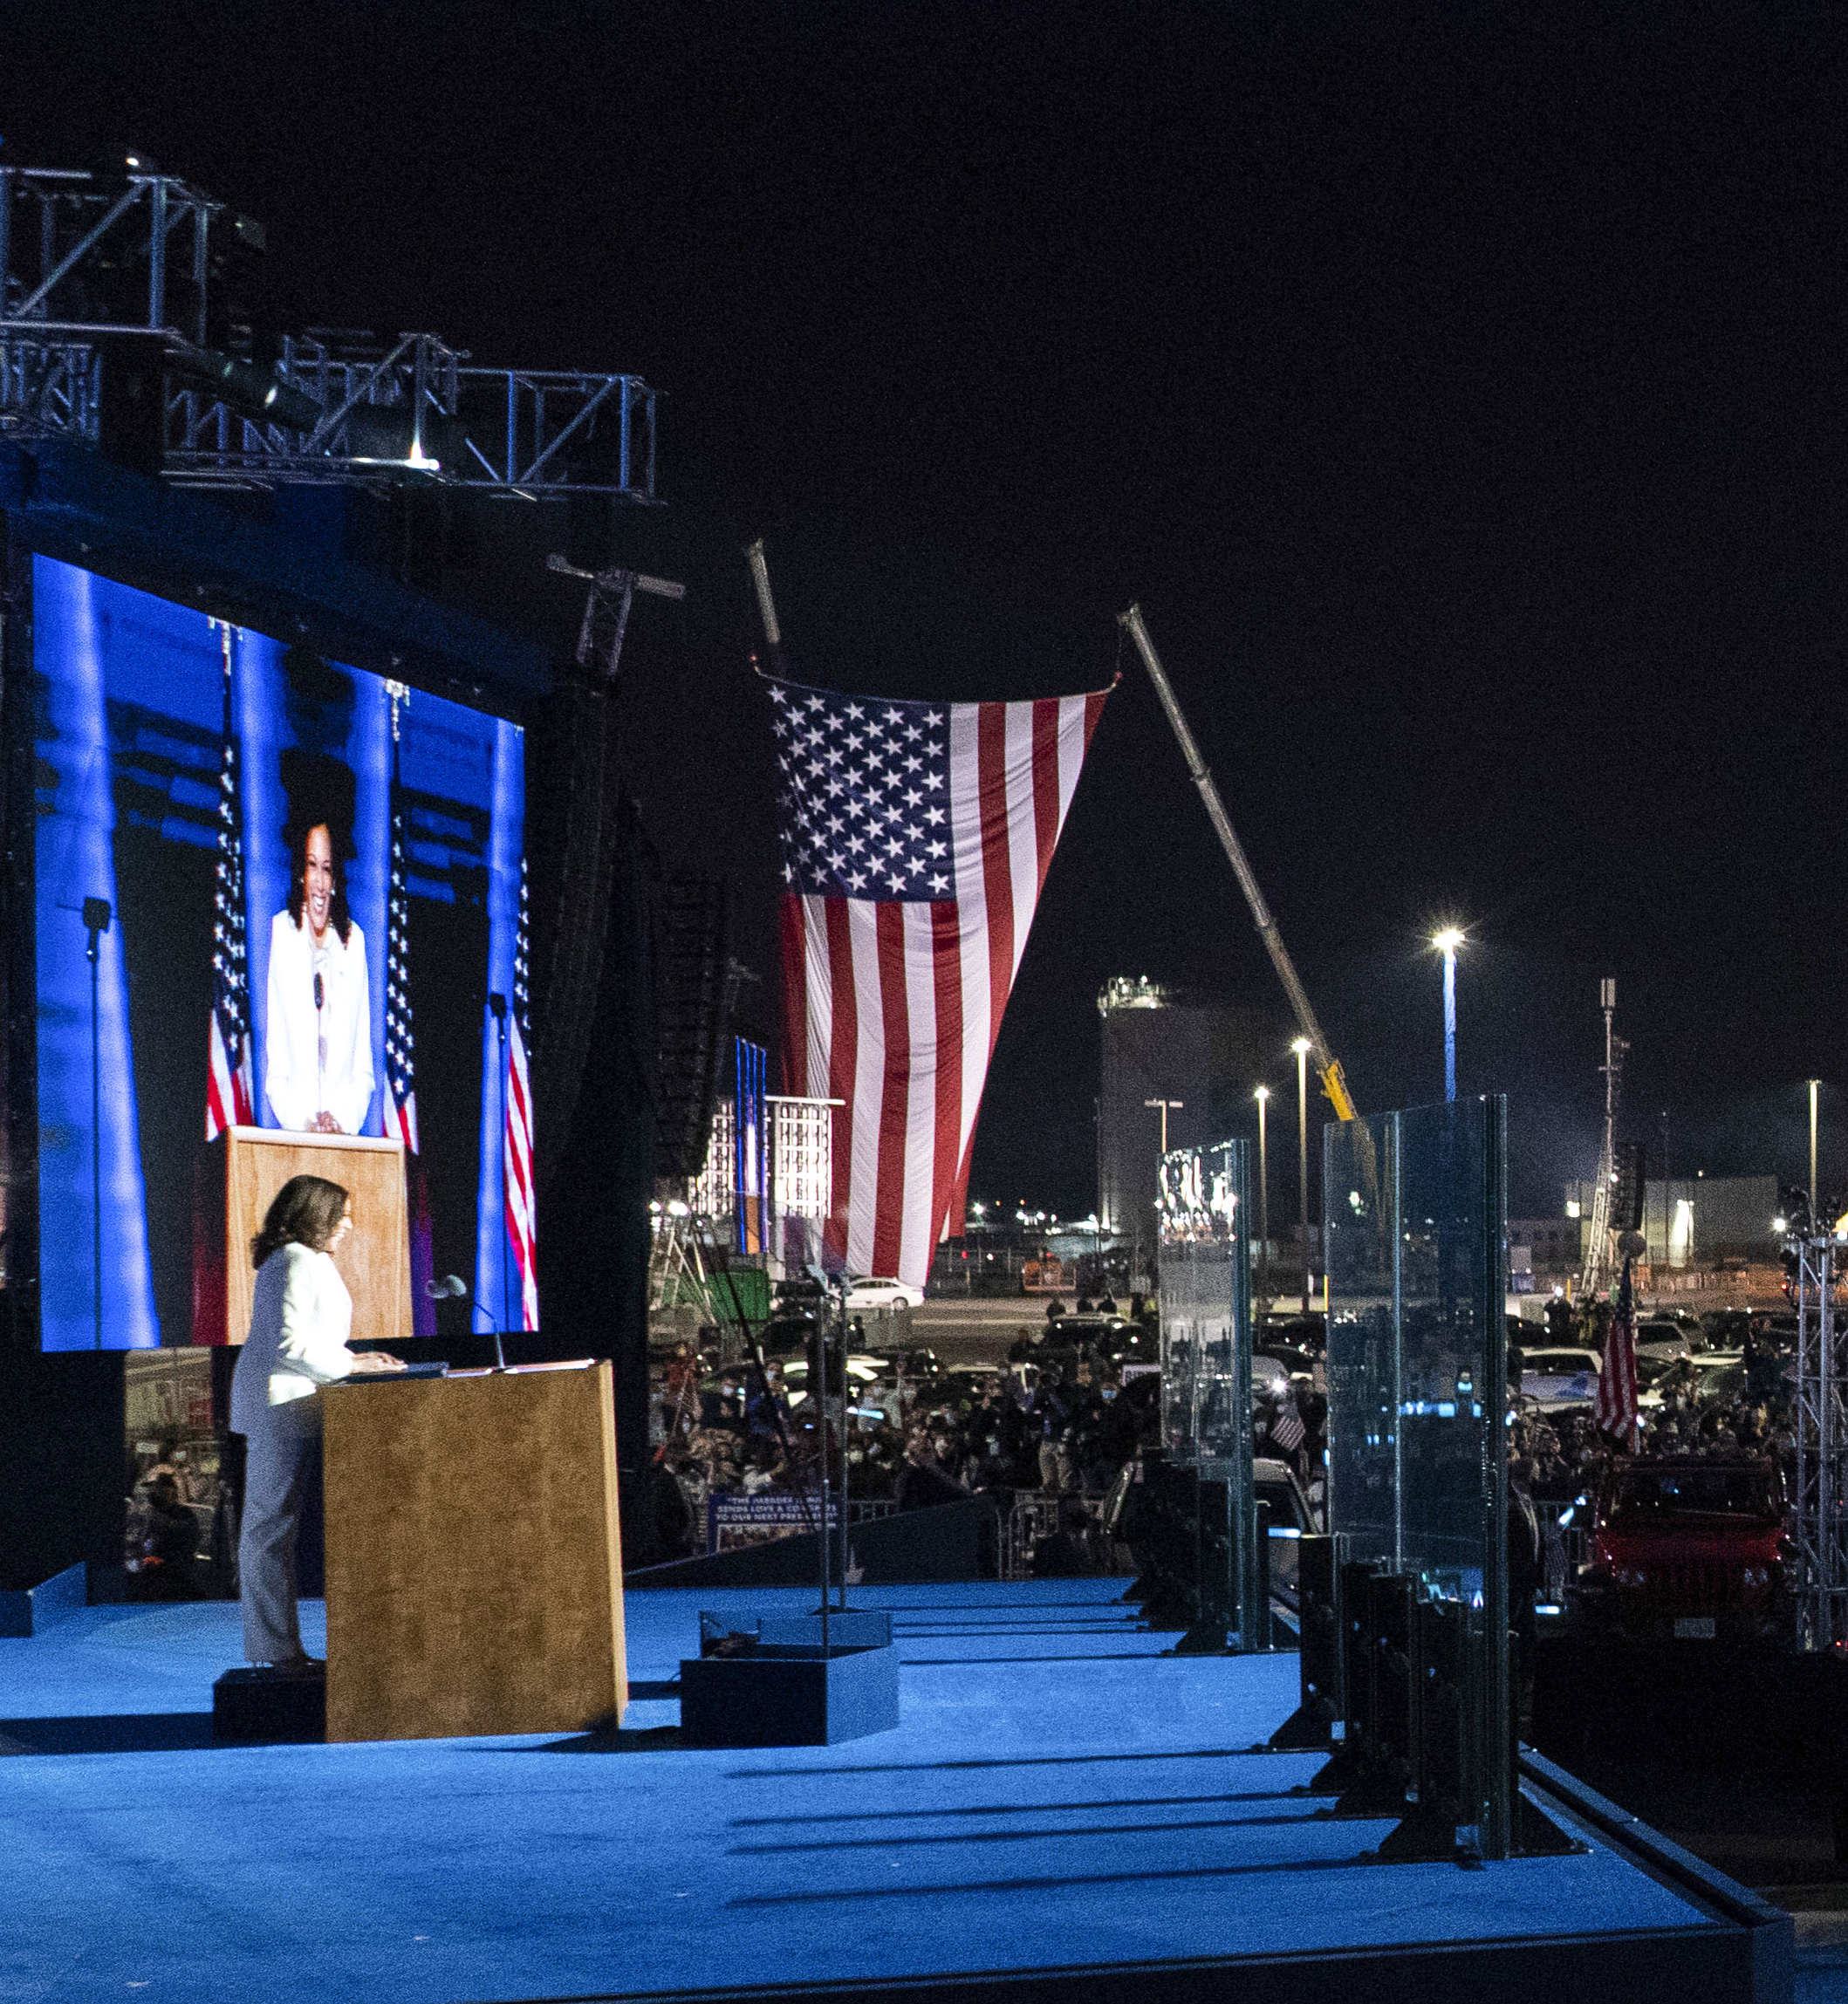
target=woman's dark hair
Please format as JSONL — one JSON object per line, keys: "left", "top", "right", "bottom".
{"left": 282, "top": 817, "right": 352, "bottom": 945}
{"left": 251, "top": 1174, "right": 350, "bottom": 1269}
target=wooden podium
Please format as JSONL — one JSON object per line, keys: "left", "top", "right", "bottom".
{"left": 195, "top": 1126, "right": 408, "bottom": 1347}
{"left": 320, "top": 1362, "right": 627, "bottom": 1742}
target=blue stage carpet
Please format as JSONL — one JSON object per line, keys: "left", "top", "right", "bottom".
{"left": 0, "top": 1580, "right": 1732, "bottom": 2003}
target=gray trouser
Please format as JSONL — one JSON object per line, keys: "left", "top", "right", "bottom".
{"left": 237, "top": 1415, "right": 319, "bottom": 1665}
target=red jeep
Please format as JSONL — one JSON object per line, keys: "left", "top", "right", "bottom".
{"left": 1587, "top": 1454, "right": 1788, "bottom": 1642}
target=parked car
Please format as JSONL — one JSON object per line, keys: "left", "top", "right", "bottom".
{"left": 1520, "top": 1347, "right": 1601, "bottom": 1411}
{"left": 1584, "top": 1454, "right": 1788, "bottom": 1641}
{"left": 1256, "top": 1454, "right": 1322, "bottom": 1597}
{"left": 1041, "top": 1314, "right": 1155, "bottom": 1364}
{"left": 1634, "top": 1319, "right": 1696, "bottom": 1364}
{"left": 1261, "top": 1312, "right": 1326, "bottom": 1353}
{"left": 844, "top": 1277, "right": 927, "bottom": 1311}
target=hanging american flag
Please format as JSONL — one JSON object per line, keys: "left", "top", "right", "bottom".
{"left": 1595, "top": 1256, "right": 1639, "bottom": 1442}
{"left": 770, "top": 671, "right": 1111, "bottom": 1286}
{"left": 204, "top": 624, "right": 255, "bottom": 1139}
{"left": 382, "top": 697, "right": 418, "bottom": 1153}
{"left": 503, "top": 857, "right": 538, "bottom": 1330}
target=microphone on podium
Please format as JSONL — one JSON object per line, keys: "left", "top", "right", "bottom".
{"left": 428, "top": 1275, "right": 507, "bottom": 1371}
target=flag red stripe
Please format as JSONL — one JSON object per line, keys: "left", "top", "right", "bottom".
{"left": 1030, "top": 697, "right": 1061, "bottom": 895}
{"left": 823, "top": 896, "right": 855, "bottom": 1264}
{"left": 870, "top": 899, "right": 911, "bottom": 1278}
{"left": 976, "top": 705, "right": 1013, "bottom": 1060}
{"left": 930, "top": 900, "right": 963, "bottom": 1246}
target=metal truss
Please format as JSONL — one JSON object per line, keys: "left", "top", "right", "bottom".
{"left": 1, "top": 164, "right": 658, "bottom": 502}
{"left": 546, "top": 552, "right": 685, "bottom": 680}
{"left": 1791, "top": 1233, "right": 1848, "bottom": 1648}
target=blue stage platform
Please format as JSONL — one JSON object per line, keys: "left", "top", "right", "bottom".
{"left": 0, "top": 1581, "right": 1790, "bottom": 2003}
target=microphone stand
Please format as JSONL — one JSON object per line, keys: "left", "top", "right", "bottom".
{"left": 469, "top": 1299, "right": 508, "bottom": 1372}
{"left": 82, "top": 898, "right": 111, "bottom": 1351}
{"left": 834, "top": 1277, "right": 852, "bottom": 1612}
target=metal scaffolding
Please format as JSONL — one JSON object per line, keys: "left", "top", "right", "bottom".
{"left": 1, "top": 163, "right": 658, "bottom": 501}
{"left": 1791, "top": 1231, "right": 1848, "bottom": 1649}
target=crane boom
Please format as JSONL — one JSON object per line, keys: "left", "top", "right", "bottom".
{"left": 1119, "top": 603, "right": 1358, "bottom": 1123}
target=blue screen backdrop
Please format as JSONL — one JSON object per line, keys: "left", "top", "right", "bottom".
{"left": 31, "top": 556, "right": 528, "bottom": 1351}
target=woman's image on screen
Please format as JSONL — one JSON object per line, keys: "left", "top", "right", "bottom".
{"left": 265, "top": 776, "right": 374, "bottom": 1136}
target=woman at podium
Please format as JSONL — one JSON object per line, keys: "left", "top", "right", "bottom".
{"left": 265, "top": 820, "right": 374, "bottom": 1135}
{"left": 230, "top": 1174, "right": 405, "bottom": 1670}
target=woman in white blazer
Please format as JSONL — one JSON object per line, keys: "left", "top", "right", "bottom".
{"left": 230, "top": 1174, "right": 404, "bottom": 1669}
{"left": 265, "top": 821, "right": 374, "bottom": 1136}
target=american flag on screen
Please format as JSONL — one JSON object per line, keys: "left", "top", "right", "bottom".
{"left": 503, "top": 858, "right": 538, "bottom": 1330}
{"left": 1596, "top": 1256, "right": 1639, "bottom": 1442}
{"left": 383, "top": 688, "right": 436, "bottom": 1337}
{"left": 770, "top": 672, "right": 1111, "bottom": 1286}
{"left": 204, "top": 625, "right": 255, "bottom": 1139}
{"left": 382, "top": 716, "right": 418, "bottom": 1153}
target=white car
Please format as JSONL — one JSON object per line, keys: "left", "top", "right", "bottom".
{"left": 1520, "top": 1347, "right": 1602, "bottom": 1412}
{"left": 845, "top": 1277, "right": 927, "bottom": 1312}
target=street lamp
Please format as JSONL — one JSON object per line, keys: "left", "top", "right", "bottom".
{"left": 1292, "top": 1037, "right": 1312, "bottom": 1312}
{"left": 1144, "top": 1097, "right": 1183, "bottom": 1154}
{"left": 1254, "top": 1084, "right": 1271, "bottom": 1311}
{"left": 1432, "top": 927, "right": 1465, "bottom": 1104}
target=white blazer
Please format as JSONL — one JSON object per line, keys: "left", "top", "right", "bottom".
{"left": 229, "top": 1242, "right": 356, "bottom": 1433}
{"left": 264, "top": 909, "right": 375, "bottom": 1136}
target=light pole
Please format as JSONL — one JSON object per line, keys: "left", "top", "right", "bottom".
{"left": 1144, "top": 1097, "right": 1183, "bottom": 1154}
{"left": 1810, "top": 1078, "right": 1821, "bottom": 1220}
{"left": 1433, "top": 927, "right": 1464, "bottom": 1105}
{"left": 1255, "top": 1084, "right": 1271, "bottom": 1311}
{"left": 1292, "top": 1037, "right": 1312, "bottom": 1313}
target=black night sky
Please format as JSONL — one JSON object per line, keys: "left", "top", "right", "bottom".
{"left": 9, "top": 3, "right": 1847, "bottom": 1218}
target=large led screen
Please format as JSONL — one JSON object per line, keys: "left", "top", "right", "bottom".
{"left": 31, "top": 554, "right": 535, "bottom": 1351}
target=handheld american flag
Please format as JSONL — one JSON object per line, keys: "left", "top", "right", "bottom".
{"left": 503, "top": 858, "right": 538, "bottom": 1330}
{"left": 205, "top": 624, "right": 255, "bottom": 1139}
{"left": 770, "top": 672, "right": 1110, "bottom": 1286}
{"left": 1596, "top": 1256, "right": 1639, "bottom": 1442}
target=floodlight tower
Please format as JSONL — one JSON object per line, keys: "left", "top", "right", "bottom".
{"left": 1432, "top": 928, "right": 1465, "bottom": 1104}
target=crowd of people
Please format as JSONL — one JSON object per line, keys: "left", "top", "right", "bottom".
{"left": 651, "top": 1340, "right": 1157, "bottom": 1547}
{"left": 1511, "top": 1301, "right": 1797, "bottom": 1506}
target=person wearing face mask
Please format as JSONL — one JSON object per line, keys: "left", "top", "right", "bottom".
{"left": 265, "top": 817, "right": 374, "bottom": 1136}
{"left": 229, "top": 1175, "right": 405, "bottom": 1670}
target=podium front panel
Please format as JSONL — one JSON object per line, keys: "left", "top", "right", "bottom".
{"left": 201, "top": 1127, "right": 407, "bottom": 1348}
{"left": 322, "top": 1363, "right": 626, "bottom": 1741}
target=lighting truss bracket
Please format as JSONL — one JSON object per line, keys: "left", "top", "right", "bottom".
{"left": 546, "top": 552, "right": 686, "bottom": 681}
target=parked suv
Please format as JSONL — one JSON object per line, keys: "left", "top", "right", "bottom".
{"left": 1584, "top": 1454, "right": 1788, "bottom": 1642}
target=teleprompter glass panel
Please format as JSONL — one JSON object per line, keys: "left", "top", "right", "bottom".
{"left": 1157, "top": 1139, "right": 1259, "bottom": 1645}
{"left": 1323, "top": 1098, "right": 1510, "bottom": 1857}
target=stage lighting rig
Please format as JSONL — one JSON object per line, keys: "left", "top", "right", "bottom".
{"left": 1, "top": 160, "right": 660, "bottom": 504}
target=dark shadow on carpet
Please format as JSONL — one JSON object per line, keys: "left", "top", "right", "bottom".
{"left": 732, "top": 1748, "right": 1303, "bottom": 1779}
{"left": 0, "top": 1713, "right": 220, "bottom": 1756}
{"left": 901, "top": 1652, "right": 1168, "bottom": 1665}
{"left": 729, "top": 1850, "right": 1379, "bottom": 1905}
{"left": 731, "top": 1809, "right": 1327, "bottom": 1852}
{"left": 524, "top": 1725, "right": 688, "bottom": 1754}
{"left": 733, "top": 1789, "right": 1309, "bottom": 1824}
